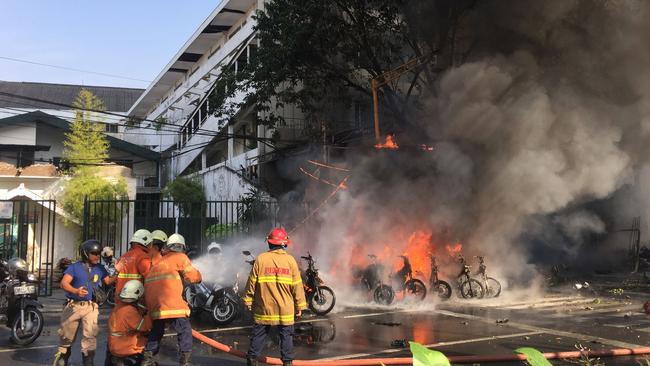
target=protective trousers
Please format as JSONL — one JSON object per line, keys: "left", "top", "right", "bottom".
{"left": 57, "top": 301, "right": 99, "bottom": 354}
{"left": 247, "top": 324, "right": 295, "bottom": 361}
{"left": 144, "top": 318, "right": 192, "bottom": 355}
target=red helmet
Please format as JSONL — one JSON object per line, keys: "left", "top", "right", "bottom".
{"left": 267, "top": 227, "right": 291, "bottom": 245}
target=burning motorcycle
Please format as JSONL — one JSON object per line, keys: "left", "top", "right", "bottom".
{"left": 392, "top": 255, "right": 427, "bottom": 301}
{"left": 416, "top": 254, "right": 452, "bottom": 300}
{"left": 357, "top": 254, "right": 394, "bottom": 305}
{"left": 183, "top": 250, "right": 253, "bottom": 326}
{"left": 457, "top": 254, "right": 484, "bottom": 299}
{"left": 300, "top": 252, "right": 336, "bottom": 315}
{"left": 474, "top": 256, "right": 501, "bottom": 298}
{"left": 0, "top": 258, "right": 44, "bottom": 345}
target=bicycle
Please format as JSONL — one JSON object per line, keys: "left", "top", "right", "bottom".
{"left": 416, "top": 253, "right": 452, "bottom": 299}
{"left": 474, "top": 256, "right": 501, "bottom": 298}
{"left": 456, "top": 254, "right": 484, "bottom": 299}
{"left": 392, "top": 255, "right": 427, "bottom": 301}
{"left": 359, "top": 254, "right": 395, "bottom": 305}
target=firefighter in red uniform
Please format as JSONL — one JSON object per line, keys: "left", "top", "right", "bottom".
{"left": 141, "top": 233, "right": 201, "bottom": 366}
{"left": 244, "top": 228, "right": 307, "bottom": 366}
{"left": 114, "top": 229, "right": 151, "bottom": 306}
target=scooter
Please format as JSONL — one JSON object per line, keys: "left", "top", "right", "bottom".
{"left": 300, "top": 252, "right": 336, "bottom": 315}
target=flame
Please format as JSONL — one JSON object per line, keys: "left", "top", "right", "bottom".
{"left": 445, "top": 243, "right": 463, "bottom": 257}
{"left": 420, "top": 144, "right": 435, "bottom": 152}
{"left": 375, "top": 135, "right": 399, "bottom": 149}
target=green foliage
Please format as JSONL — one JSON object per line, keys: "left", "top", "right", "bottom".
{"left": 61, "top": 174, "right": 128, "bottom": 224}
{"left": 515, "top": 347, "right": 554, "bottom": 366}
{"left": 162, "top": 176, "right": 206, "bottom": 217}
{"left": 238, "top": 188, "right": 274, "bottom": 234}
{"left": 63, "top": 89, "right": 109, "bottom": 173}
{"left": 409, "top": 341, "right": 450, "bottom": 366}
{"left": 208, "top": 0, "right": 470, "bottom": 134}
{"left": 205, "top": 223, "right": 238, "bottom": 240}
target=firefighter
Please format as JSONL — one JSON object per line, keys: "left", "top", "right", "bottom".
{"left": 137, "top": 230, "right": 167, "bottom": 278}
{"left": 53, "top": 239, "right": 114, "bottom": 366}
{"left": 114, "top": 229, "right": 152, "bottom": 306}
{"left": 141, "top": 233, "right": 202, "bottom": 366}
{"left": 244, "top": 228, "right": 307, "bottom": 366}
{"left": 107, "top": 280, "right": 152, "bottom": 366}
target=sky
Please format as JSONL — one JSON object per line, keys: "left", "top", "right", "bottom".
{"left": 0, "top": 1, "right": 221, "bottom": 89}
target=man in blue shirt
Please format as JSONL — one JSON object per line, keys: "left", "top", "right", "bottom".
{"left": 53, "top": 239, "right": 114, "bottom": 366}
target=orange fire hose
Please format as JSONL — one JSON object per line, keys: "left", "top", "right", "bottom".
{"left": 192, "top": 329, "right": 650, "bottom": 365}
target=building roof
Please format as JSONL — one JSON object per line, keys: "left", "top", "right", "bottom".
{"left": 127, "top": 0, "right": 255, "bottom": 118}
{"left": 0, "top": 81, "right": 143, "bottom": 112}
{"left": 0, "top": 111, "right": 160, "bottom": 160}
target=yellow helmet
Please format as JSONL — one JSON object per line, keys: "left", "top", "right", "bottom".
{"left": 119, "top": 280, "right": 144, "bottom": 303}
{"left": 151, "top": 230, "right": 168, "bottom": 243}
{"left": 130, "top": 229, "right": 152, "bottom": 247}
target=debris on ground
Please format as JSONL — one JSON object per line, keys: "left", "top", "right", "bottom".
{"left": 609, "top": 288, "right": 625, "bottom": 296}
{"left": 373, "top": 321, "right": 402, "bottom": 327}
{"left": 390, "top": 339, "right": 408, "bottom": 348}
{"left": 584, "top": 306, "right": 594, "bottom": 310}
{"left": 460, "top": 321, "right": 469, "bottom": 325}
{"left": 644, "top": 300, "right": 650, "bottom": 314}
{"left": 496, "top": 318, "right": 509, "bottom": 324}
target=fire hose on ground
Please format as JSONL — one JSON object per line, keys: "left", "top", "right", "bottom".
{"left": 192, "top": 329, "right": 650, "bottom": 365}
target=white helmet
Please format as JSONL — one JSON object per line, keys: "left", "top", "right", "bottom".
{"left": 130, "top": 229, "right": 152, "bottom": 247}
{"left": 101, "top": 246, "right": 114, "bottom": 258}
{"left": 119, "top": 280, "right": 144, "bottom": 303}
{"left": 207, "top": 242, "right": 222, "bottom": 256}
{"left": 166, "top": 233, "right": 186, "bottom": 253}
{"left": 151, "top": 230, "right": 168, "bottom": 244}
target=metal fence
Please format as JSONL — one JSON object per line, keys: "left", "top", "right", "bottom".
{"left": 0, "top": 200, "right": 56, "bottom": 296}
{"left": 83, "top": 199, "right": 279, "bottom": 257}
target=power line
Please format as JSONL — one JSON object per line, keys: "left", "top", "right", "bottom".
{"left": 0, "top": 56, "right": 152, "bottom": 83}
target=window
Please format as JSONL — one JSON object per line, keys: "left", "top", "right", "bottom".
{"left": 200, "top": 101, "right": 208, "bottom": 122}
{"left": 105, "top": 123, "right": 118, "bottom": 133}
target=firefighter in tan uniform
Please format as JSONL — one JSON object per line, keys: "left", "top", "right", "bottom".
{"left": 141, "top": 233, "right": 201, "bottom": 366}
{"left": 243, "top": 228, "right": 307, "bottom": 366}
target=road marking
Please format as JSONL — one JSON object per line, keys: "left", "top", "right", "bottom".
{"left": 503, "top": 298, "right": 596, "bottom": 310}
{"left": 0, "top": 344, "right": 58, "bottom": 353}
{"left": 478, "top": 296, "right": 582, "bottom": 308}
{"left": 433, "top": 309, "right": 643, "bottom": 349}
{"left": 315, "top": 331, "right": 543, "bottom": 361}
{"left": 549, "top": 304, "right": 641, "bottom": 318}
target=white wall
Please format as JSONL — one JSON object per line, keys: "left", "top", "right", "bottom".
{"left": 0, "top": 122, "right": 36, "bottom": 145}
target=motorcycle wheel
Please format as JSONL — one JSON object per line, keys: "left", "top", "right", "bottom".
{"left": 434, "top": 280, "right": 452, "bottom": 299}
{"left": 373, "top": 284, "right": 395, "bottom": 305}
{"left": 105, "top": 286, "right": 115, "bottom": 307}
{"left": 309, "top": 286, "right": 336, "bottom": 315}
{"left": 10, "top": 306, "right": 44, "bottom": 345}
{"left": 460, "top": 279, "right": 485, "bottom": 299}
{"left": 485, "top": 277, "right": 502, "bottom": 298}
{"left": 212, "top": 300, "right": 237, "bottom": 325}
{"left": 403, "top": 279, "right": 427, "bottom": 301}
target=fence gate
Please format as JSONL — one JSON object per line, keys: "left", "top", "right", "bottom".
{"left": 0, "top": 199, "right": 56, "bottom": 296}
{"left": 83, "top": 199, "right": 278, "bottom": 258}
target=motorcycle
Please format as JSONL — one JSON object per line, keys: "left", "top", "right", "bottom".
{"left": 100, "top": 249, "right": 116, "bottom": 307}
{"left": 392, "top": 255, "right": 427, "bottom": 302}
{"left": 0, "top": 259, "right": 44, "bottom": 345}
{"left": 300, "top": 252, "right": 336, "bottom": 315}
{"left": 183, "top": 251, "right": 254, "bottom": 326}
{"left": 357, "top": 254, "right": 394, "bottom": 305}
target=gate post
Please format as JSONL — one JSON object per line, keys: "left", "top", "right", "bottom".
{"left": 82, "top": 197, "right": 89, "bottom": 241}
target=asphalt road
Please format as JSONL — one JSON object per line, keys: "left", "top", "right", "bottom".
{"left": 0, "top": 289, "right": 648, "bottom": 366}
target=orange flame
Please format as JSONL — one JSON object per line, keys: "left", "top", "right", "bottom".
{"left": 420, "top": 144, "right": 435, "bottom": 152}
{"left": 375, "top": 135, "right": 399, "bottom": 149}
{"left": 445, "top": 243, "right": 463, "bottom": 257}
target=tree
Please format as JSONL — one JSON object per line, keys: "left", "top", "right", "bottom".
{"left": 162, "top": 176, "right": 206, "bottom": 217}
{"left": 60, "top": 89, "right": 128, "bottom": 226}
{"left": 208, "top": 0, "right": 475, "bottom": 139}
{"left": 63, "top": 89, "right": 109, "bottom": 171}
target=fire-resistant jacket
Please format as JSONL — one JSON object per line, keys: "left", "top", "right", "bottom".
{"left": 143, "top": 251, "right": 201, "bottom": 320}
{"left": 114, "top": 245, "right": 149, "bottom": 305}
{"left": 243, "top": 249, "right": 307, "bottom": 325}
{"left": 108, "top": 303, "right": 152, "bottom": 357}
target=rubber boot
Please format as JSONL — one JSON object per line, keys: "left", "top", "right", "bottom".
{"left": 179, "top": 351, "right": 193, "bottom": 366}
{"left": 141, "top": 351, "right": 156, "bottom": 366}
{"left": 53, "top": 348, "right": 72, "bottom": 366}
{"left": 246, "top": 358, "right": 259, "bottom": 366}
{"left": 82, "top": 350, "right": 95, "bottom": 366}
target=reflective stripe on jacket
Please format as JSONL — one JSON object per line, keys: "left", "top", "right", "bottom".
{"left": 108, "top": 304, "right": 152, "bottom": 357}
{"left": 114, "top": 245, "right": 149, "bottom": 306}
{"left": 143, "top": 252, "right": 201, "bottom": 320}
{"left": 243, "top": 249, "right": 307, "bottom": 325}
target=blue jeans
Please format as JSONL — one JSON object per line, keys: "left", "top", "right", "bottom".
{"left": 144, "top": 318, "right": 193, "bottom": 354}
{"left": 247, "top": 324, "right": 295, "bottom": 361}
